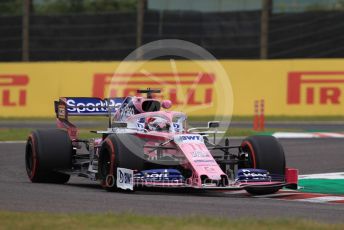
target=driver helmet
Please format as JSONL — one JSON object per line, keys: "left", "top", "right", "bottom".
{"left": 145, "top": 117, "right": 170, "bottom": 131}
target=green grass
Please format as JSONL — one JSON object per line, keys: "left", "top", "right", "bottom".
{"left": 224, "top": 128, "right": 301, "bottom": 137}
{"left": 0, "top": 212, "right": 342, "bottom": 230}
{"left": 0, "top": 116, "right": 107, "bottom": 122}
{"left": 0, "top": 128, "right": 100, "bottom": 141}
{"left": 0, "top": 127, "right": 299, "bottom": 141}
{"left": 232, "top": 115, "right": 344, "bottom": 122}
{"left": 190, "top": 116, "right": 344, "bottom": 122}
{"left": 2, "top": 115, "right": 344, "bottom": 122}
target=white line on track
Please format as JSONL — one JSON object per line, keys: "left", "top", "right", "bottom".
{"left": 299, "top": 172, "right": 344, "bottom": 179}
{"left": 220, "top": 190, "right": 248, "bottom": 195}
{"left": 252, "top": 192, "right": 300, "bottom": 198}
{"left": 273, "top": 132, "right": 344, "bottom": 138}
{"left": 296, "top": 196, "right": 344, "bottom": 203}
{"left": 0, "top": 141, "right": 26, "bottom": 144}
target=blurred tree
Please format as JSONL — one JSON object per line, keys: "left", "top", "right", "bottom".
{"left": 305, "top": 0, "right": 344, "bottom": 11}
{"left": 34, "top": 0, "right": 71, "bottom": 14}
{"left": 0, "top": 0, "right": 23, "bottom": 15}
{"left": 337, "top": 0, "right": 344, "bottom": 8}
{"left": 83, "top": 0, "right": 137, "bottom": 12}
{"left": 34, "top": 0, "right": 137, "bottom": 14}
{"left": 306, "top": 3, "right": 332, "bottom": 11}
{"left": 70, "top": 0, "right": 85, "bottom": 12}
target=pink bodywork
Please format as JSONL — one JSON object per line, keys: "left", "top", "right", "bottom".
{"left": 55, "top": 95, "right": 298, "bottom": 189}
{"left": 125, "top": 109, "right": 227, "bottom": 187}
{"left": 136, "top": 130, "right": 227, "bottom": 187}
{"left": 174, "top": 137, "right": 226, "bottom": 186}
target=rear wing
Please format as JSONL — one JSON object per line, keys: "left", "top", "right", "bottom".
{"left": 54, "top": 97, "right": 124, "bottom": 119}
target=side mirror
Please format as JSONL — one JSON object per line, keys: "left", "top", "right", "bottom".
{"left": 208, "top": 121, "right": 220, "bottom": 128}
{"left": 161, "top": 100, "right": 172, "bottom": 109}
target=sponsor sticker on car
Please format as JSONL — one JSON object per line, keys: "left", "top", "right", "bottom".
{"left": 65, "top": 98, "right": 123, "bottom": 115}
{"left": 116, "top": 167, "right": 134, "bottom": 190}
{"left": 136, "top": 117, "right": 145, "bottom": 131}
{"left": 192, "top": 150, "right": 210, "bottom": 158}
{"left": 174, "top": 134, "right": 204, "bottom": 144}
{"left": 134, "top": 169, "right": 185, "bottom": 183}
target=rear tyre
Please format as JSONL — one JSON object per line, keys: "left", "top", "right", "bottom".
{"left": 240, "top": 135, "right": 286, "bottom": 195}
{"left": 25, "top": 129, "right": 72, "bottom": 183}
{"left": 98, "top": 134, "right": 144, "bottom": 191}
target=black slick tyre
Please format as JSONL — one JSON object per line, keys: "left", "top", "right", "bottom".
{"left": 25, "top": 129, "right": 72, "bottom": 183}
{"left": 240, "top": 135, "right": 286, "bottom": 195}
{"left": 98, "top": 134, "right": 144, "bottom": 191}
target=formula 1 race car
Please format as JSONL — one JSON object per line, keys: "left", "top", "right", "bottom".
{"left": 25, "top": 89, "right": 298, "bottom": 195}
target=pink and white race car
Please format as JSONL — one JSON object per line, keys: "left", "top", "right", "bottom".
{"left": 25, "top": 89, "right": 298, "bottom": 195}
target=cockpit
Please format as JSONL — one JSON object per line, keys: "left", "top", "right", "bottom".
{"left": 112, "top": 89, "right": 186, "bottom": 133}
{"left": 126, "top": 112, "right": 187, "bottom": 133}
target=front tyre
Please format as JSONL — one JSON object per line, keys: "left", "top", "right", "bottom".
{"left": 98, "top": 134, "right": 144, "bottom": 191}
{"left": 240, "top": 135, "right": 286, "bottom": 195}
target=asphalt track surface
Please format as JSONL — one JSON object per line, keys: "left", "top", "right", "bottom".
{"left": 1, "top": 139, "right": 344, "bottom": 223}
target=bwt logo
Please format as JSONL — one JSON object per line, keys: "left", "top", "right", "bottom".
{"left": 287, "top": 72, "right": 344, "bottom": 105}
{"left": 118, "top": 170, "right": 132, "bottom": 184}
{"left": 174, "top": 134, "right": 203, "bottom": 144}
{"left": 182, "top": 135, "right": 201, "bottom": 141}
{"left": 92, "top": 72, "right": 215, "bottom": 105}
{"left": 0, "top": 75, "right": 29, "bottom": 107}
